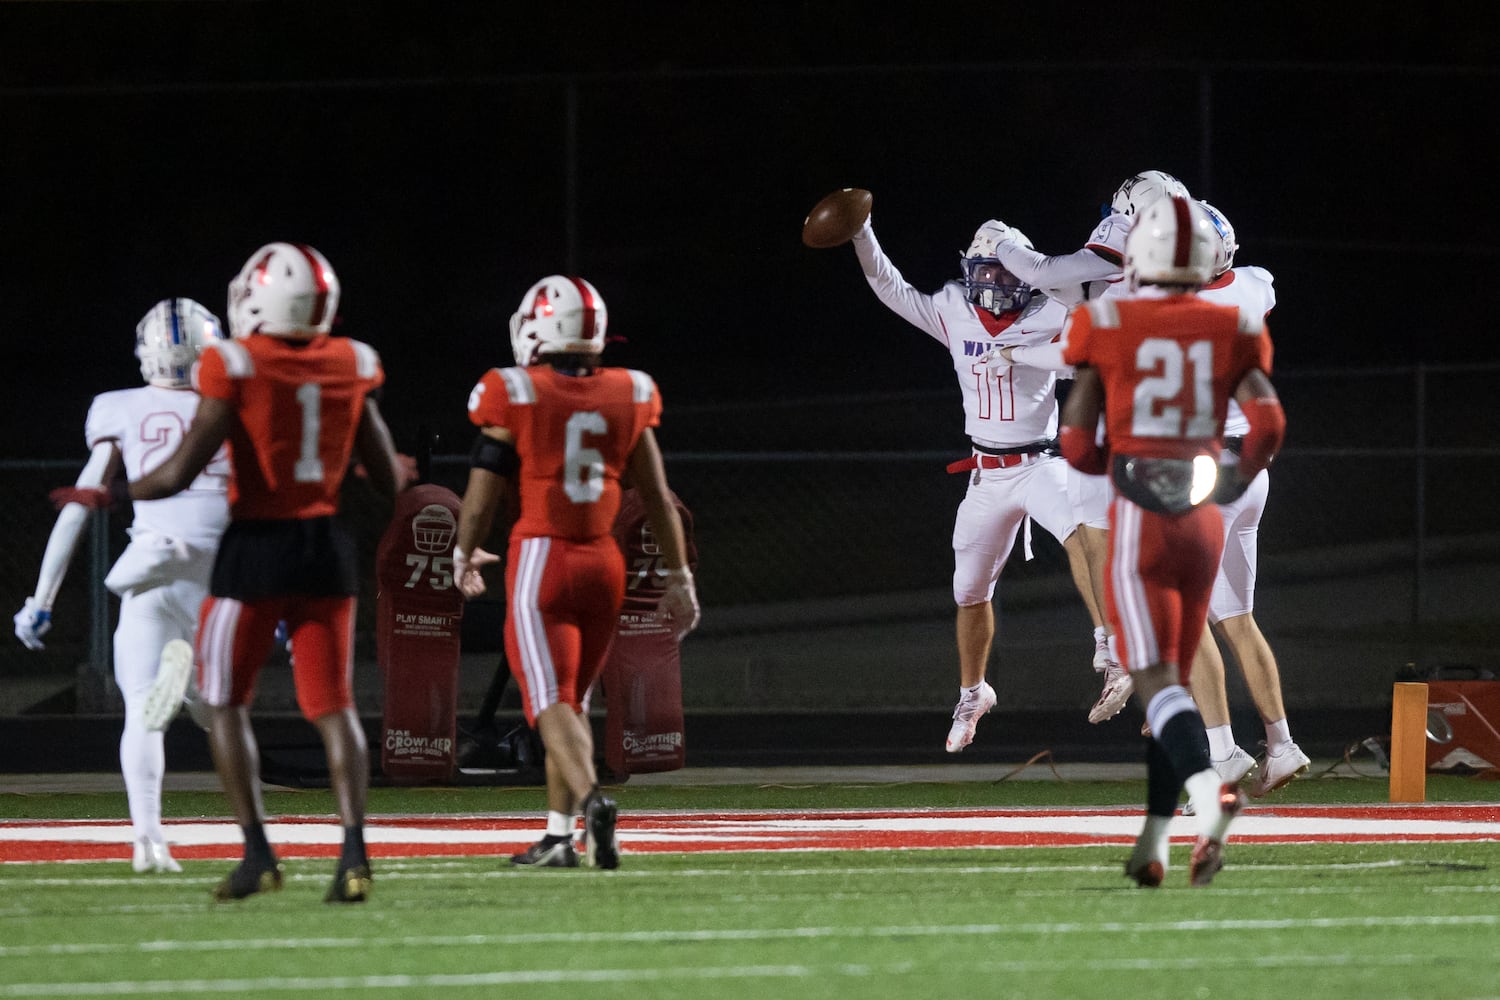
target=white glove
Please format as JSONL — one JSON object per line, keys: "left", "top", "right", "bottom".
{"left": 966, "top": 220, "right": 1029, "bottom": 258}
{"left": 14, "top": 598, "right": 52, "bottom": 651}
{"left": 977, "top": 345, "right": 1013, "bottom": 379}
{"left": 661, "top": 567, "right": 701, "bottom": 641}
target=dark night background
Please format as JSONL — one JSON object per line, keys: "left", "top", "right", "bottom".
{"left": 2, "top": 1, "right": 1497, "bottom": 461}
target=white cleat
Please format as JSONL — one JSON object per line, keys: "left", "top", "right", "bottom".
{"left": 1214, "top": 746, "right": 1258, "bottom": 785}
{"left": 945, "top": 682, "right": 997, "bottom": 753}
{"left": 1251, "top": 743, "right": 1312, "bottom": 797}
{"left": 1088, "top": 663, "right": 1133, "bottom": 724}
{"left": 1185, "top": 748, "right": 1257, "bottom": 814}
{"left": 142, "top": 639, "right": 194, "bottom": 733}
{"left": 133, "top": 837, "right": 182, "bottom": 874}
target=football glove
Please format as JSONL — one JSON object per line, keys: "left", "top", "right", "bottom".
{"left": 661, "top": 567, "right": 701, "bottom": 641}
{"left": 14, "top": 598, "right": 52, "bottom": 651}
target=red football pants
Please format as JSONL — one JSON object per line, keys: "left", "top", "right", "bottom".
{"left": 196, "top": 594, "right": 356, "bottom": 720}
{"left": 1105, "top": 498, "right": 1225, "bottom": 684}
{"left": 505, "top": 535, "right": 626, "bottom": 725}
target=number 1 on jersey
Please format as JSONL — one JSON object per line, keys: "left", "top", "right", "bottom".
{"left": 294, "top": 382, "right": 325, "bottom": 483}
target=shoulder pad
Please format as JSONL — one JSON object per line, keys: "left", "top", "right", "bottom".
{"left": 625, "top": 369, "right": 657, "bottom": 404}
{"left": 349, "top": 340, "right": 381, "bottom": 379}
{"left": 1236, "top": 307, "right": 1266, "bottom": 335}
{"left": 1084, "top": 298, "right": 1121, "bottom": 329}
{"left": 498, "top": 366, "right": 536, "bottom": 404}
{"left": 206, "top": 340, "right": 255, "bottom": 378}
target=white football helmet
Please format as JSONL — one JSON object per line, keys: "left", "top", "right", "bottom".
{"left": 1110, "top": 170, "right": 1190, "bottom": 218}
{"left": 508, "top": 275, "right": 608, "bottom": 367}
{"left": 960, "top": 221, "right": 1034, "bottom": 314}
{"left": 1197, "top": 199, "right": 1239, "bottom": 277}
{"left": 135, "top": 298, "right": 226, "bottom": 388}
{"left": 227, "top": 242, "right": 340, "bottom": 338}
{"left": 1124, "top": 195, "right": 1217, "bottom": 289}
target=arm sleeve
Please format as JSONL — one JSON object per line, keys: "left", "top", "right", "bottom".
{"left": 1059, "top": 424, "right": 1107, "bottom": 475}
{"left": 850, "top": 220, "right": 949, "bottom": 343}
{"left": 1238, "top": 395, "right": 1285, "bottom": 477}
{"left": 1008, "top": 341, "right": 1071, "bottom": 373}
{"left": 31, "top": 441, "right": 115, "bottom": 608}
{"left": 993, "top": 242, "right": 1120, "bottom": 291}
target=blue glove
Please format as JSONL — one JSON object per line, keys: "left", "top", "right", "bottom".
{"left": 14, "top": 599, "right": 52, "bottom": 651}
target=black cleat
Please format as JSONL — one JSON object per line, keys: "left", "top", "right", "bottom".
{"left": 213, "top": 859, "right": 284, "bottom": 902}
{"left": 583, "top": 792, "right": 620, "bottom": 870}
{"left": 324, "top": 863, "right": 372, "bottom": 903}
{"left": 510, "top": 838, "right": 579, "bottom": 868}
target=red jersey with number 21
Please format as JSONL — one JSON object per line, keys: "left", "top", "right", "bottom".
{"left": 1061, "top": 294, "right": 1272, "bottom": 461}
{"left": 193, "top": 334, "right": 385, "bottom": 520}
{"left": 466, "top": 365, "right": 662, "bottom": 542}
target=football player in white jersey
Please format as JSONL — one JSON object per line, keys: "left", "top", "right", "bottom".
{"left": 1188, "top": 200, "right": 1310, "bottom": 795}
{"left": 845, "top": 211, "right": 1081, "bottom": 753}
{"left": 983, "top": 170, "right": 1191, "bottom": 725}
{"left": 13, "top": 298, "right": 230, "bottom": 872}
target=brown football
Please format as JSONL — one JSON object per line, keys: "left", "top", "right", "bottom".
{"left": 801, "top": 188, "right": 873, "bottom": 248}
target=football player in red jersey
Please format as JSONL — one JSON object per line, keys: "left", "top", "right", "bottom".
{"left": 127, "top": 243, "right": 403, "bottom": 904}
{"left": 454, "top": 275, "right": 699, "bottom": 870}
{"left": 1058, "top": 197, "right": 1285, "bottom": 888}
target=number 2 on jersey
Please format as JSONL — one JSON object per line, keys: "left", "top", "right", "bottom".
{"left": 1132, "top": 339, "right": 1216, "bottom": 439}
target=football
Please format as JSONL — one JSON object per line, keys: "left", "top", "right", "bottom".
{"left": 801, "top": 188, "right": 873, "bottom": 248}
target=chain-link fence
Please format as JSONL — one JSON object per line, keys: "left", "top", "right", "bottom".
{"left": 3, "top": 364, "right": 1497, "bottom": 716}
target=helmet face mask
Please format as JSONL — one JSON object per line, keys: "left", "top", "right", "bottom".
{"left": 135, "top": 298, "right": 226, "bottom": 387}
{"left": 228, "top": 242, "right": 340, "bottom": 338}
{"left": 1123, "top": 195, "right": 1217, "bottom": 290}
{"left": 1110, "top": 170, "right": 1190, "bottom": 218}
{"left": 960, "top": 221, "right": 1033, "bottom": 314}
{"left": 961, "top": 257, "right": 1032, "bottom": 313}
{"left": 1197, "top": 200, "right": 1239, "bottom": 276}
{"left": 508, "top": 275, "right": 608, "bottom": 367}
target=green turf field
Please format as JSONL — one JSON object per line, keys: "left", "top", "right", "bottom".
{"left": 2, "top": 776, "right": 1498, "bottom": 999}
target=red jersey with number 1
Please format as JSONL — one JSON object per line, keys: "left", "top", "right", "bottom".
{"left": 193, "top": 334, "right": 385, "bottom": 520}
{"left": 466, "top": 365, "right": 662, "bottom": 542}
{"left": 1061, "top": 294, "right": 1272, "bottom": 461}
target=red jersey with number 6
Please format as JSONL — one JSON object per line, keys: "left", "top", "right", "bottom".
{"left": 466, "top": 365, "right": 662, "bottom": 542}
{"left": 1061, "top": 294, "right": 1272, "bottom": 461}
{"left": 193, "top": 334, "right": 385, "bottom": 520}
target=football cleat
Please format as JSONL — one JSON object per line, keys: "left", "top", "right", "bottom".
{"left": 213, "top": 858, "right": 284, "bottom": 901}
{"left": 1088, "top": 664, "right": 1133, "bottom": 724}
{"left": 1189, "top": 783, "right": 1246, "bottom": 888}
{"left": 1185, "top": 748, "right": 1258, "bottom": 814}
{"left": 1124, "top": 834, "right": 1167, "bottom": 888}
{"left": 583, "top": 792, "right": 620, "bottom": 870}
{"left": 945, "top": 681, "right": 997, "bottom": 753}
{"left": 325, "top": 863, "right": 372, "bottom": 903}
{"left": 142, "top": 639, "right": 194, "bottom": 732}
{"left": 510, "top": 838, "right": 579, "bottom": 868}
{"left": 132, "top": 837, "right": 182, "bottom": 874}
{"left": 1251, "top": 743, "right": 1311, "bottom": 797}
{"left": 1092, "top": 635, "right": 1112, "bottom": 673}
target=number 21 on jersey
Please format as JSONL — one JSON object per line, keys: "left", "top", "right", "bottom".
{"left": 1132, "top": 338, "right": 1217, "bottom": 439}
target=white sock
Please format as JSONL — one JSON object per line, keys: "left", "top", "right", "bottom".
{"left": 1183, "top": 769, "right": 1226, "bottom": 837}
{"left": 1206, "top": 725, "right": 1237, "bottom": 761}
{"left": 1264, "top": 718, "right": 1293, "bottom": 755}
{"left": 1093, "top": 626, "right": 1107, "bottom": 644}
{"left": 545, "top": 811, "right": 573, "bottom": 838}
{"left": 1106, "top": 633, "right": 1119, "bottom": 661}
{"left": 962, "top": 680, "right": 985, "bottom": 695}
